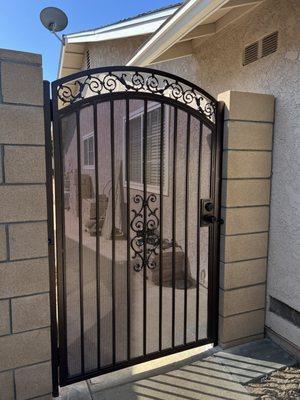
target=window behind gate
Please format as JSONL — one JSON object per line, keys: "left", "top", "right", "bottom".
{"left": 83, "top": 133, "right": 95, "bottom": 169}
{"left": 124, "top": 104, "right": 169, "bottom": 195}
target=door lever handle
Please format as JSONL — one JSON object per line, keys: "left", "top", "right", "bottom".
{"left": 200, "top": 199, "right": 224, "bottom": 226}
{"left": 217, "top": 217, "right": 224, "bottom": 225}
{"left": 203, "top": 215, "right": 224, "bottom": 225}
{"left": 203, "top": 215, "right": 216, "bottom": 224}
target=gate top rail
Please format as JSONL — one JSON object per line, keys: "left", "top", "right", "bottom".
{"left": 52, "top": 66, "right": 217, "bottom": 124}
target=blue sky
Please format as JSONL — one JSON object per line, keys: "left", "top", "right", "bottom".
{"left": 0, "top": 1, "right": 178, "bottom": 81}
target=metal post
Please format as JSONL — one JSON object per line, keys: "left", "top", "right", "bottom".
{"left": 43, "top": 81, "right": 59, "bottom": 397}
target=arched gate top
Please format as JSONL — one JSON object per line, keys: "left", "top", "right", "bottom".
{"left": 52, "top": 66, "right": 217, "bottom": 125}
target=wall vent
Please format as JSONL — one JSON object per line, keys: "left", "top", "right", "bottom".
{"left": 269, "top": 296, "right": 300, "bottom": 328}
{"left": 243, "top": 41, "right": 259, "bottom": 65}
{"left": 86, "top": 50, "right": 91, "bottom": 69}
{"left": 262, "top": 31, "right": 278, "bottom": 58}
{"left": 243, "top": 31, "right": 278, "bottom": 66}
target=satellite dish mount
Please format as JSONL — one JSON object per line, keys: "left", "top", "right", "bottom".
{"left": 40, "top": 7, "right": 68, "bottom": 45}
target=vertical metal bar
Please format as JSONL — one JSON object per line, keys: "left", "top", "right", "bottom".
{"left": 159, "top": 103, "right": 164, "bottom": 352}
{"left": 196, "top": 122, "right": 203, "bottom": 342}
{"left": 125, "top": 99, "right": 131, "bottom": 360}
{"left": 43, "top": 81, "right": 59, "bottom": 397}
{"left": 143, "top": 100, "right": 148, "bottom": 356}
{"left": 212, "top": 103, "right": 224, "bottom": 344}
{"left": 184, "top": 114, "right": 191, "bottom": 345}
{"left": 207, "top": 102, "right": 224, "bottom": 343}
{"left": 76, "top": 110, "right": 85, "bottom": 374}
{"left": 207, "top": 129, "right": 214, "bottom": 342}
{"left": 110, "top": 100, "right": 116, "bottom": 364}
{"left": 171, "top": 107, "right": 178, "bottom": 348}
{"left": 51, "top": 82, "right": 68, "bottom": 385}
{"left": 93, "top": 104, "right": 101, "bottom": 368}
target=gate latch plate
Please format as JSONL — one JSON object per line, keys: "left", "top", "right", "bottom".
{"left": 200, "top": 199, "right": 224, "bottom": 226}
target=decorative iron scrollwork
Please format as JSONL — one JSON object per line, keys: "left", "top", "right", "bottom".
{"left": 55, "top": 67, "right": 217, "bottom": 123}
{"left": 130, "top": 193, "right": 160, "bottom": 272}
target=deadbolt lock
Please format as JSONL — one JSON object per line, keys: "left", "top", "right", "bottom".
{"left": 200, "top": 199, "right": 224, "bottom": 227}
{"left": 201, "top": 199, "right": 214, "bottom": 227}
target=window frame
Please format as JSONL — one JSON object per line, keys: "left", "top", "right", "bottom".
{"left": 123, "top": 103, "right": 169, "bottom": 196}
{"left": 82, "top": 131, "right": 95, "bottom": 169}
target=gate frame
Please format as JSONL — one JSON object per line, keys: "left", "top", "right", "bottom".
{"left": 44, "top": 66, "right": 224, "bottom": 396}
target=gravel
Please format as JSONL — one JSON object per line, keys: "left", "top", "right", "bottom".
{"left": 246, "top": 367, "right": 300, "bottom": 399}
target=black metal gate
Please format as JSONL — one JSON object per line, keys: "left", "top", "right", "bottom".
{"left": 44, "top": 66, "right": 223, "bottom": 393}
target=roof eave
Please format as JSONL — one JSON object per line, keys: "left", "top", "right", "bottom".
{"left": 58, "top": 41, "right": 65, "bottom": 79}
{"left": 58, "top": 4, "right": 181, "bottom": 78}
{"left": 127, "top": 0, "right": 229, "bottom": 66}
{"left": 64, "top": 19, "right": 164, "bottom": 44}
{"left": 64, "top": 5, "right": 180, "bottom": 43}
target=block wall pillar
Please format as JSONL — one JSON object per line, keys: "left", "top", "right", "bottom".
{"left": 217, "top": 90, "right": 274, "bottom": 348}
{"left": 0, "top": 48, "right": 52, "bottom": 400}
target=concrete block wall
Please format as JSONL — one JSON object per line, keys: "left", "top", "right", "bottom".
{"left": 0, "top": 49, "right": 52, "bottom": 400}
{"left": 218, "top": 91, "right": 275, "bottom": 348}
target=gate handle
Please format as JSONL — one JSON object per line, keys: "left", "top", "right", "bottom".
{"left": 203, "top": 215, "right": 224, "bottom": 225}
{"left": 217, "top": 217, "right": 224, "bottom": 225}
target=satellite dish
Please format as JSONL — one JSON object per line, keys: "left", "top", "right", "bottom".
{"left": 40, "top": 7, "right": 68, "bottom": 32}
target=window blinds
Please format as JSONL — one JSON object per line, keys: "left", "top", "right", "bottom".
{"left": 128, "top": 106, "right": 167, "bottom": 189}
{"left": 129, "top": 115, "right": 142, "bottom": 183}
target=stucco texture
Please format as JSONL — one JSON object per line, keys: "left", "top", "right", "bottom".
{"left": 87, "top": 36, "right": 149, "bottom": 68}
{"left": 152, "top": 0, "right": 300, "bottom": 347}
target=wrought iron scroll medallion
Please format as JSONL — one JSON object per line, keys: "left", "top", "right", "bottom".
{"left": 130, "top": 193, "right": 160, "bottom": 272}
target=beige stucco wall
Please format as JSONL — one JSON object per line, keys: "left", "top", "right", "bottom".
{"left": 87, "top": 36, "right": 149, "bottom": 69}
{"left": 86, "top": 35, "right": 200, "bottom": 84}
{"left": 87, "top": 0, "right": 300, "bottom": 350}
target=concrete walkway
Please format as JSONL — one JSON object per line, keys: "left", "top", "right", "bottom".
{"left": 59, "top": 339, "right": 297, "bottom": 400}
